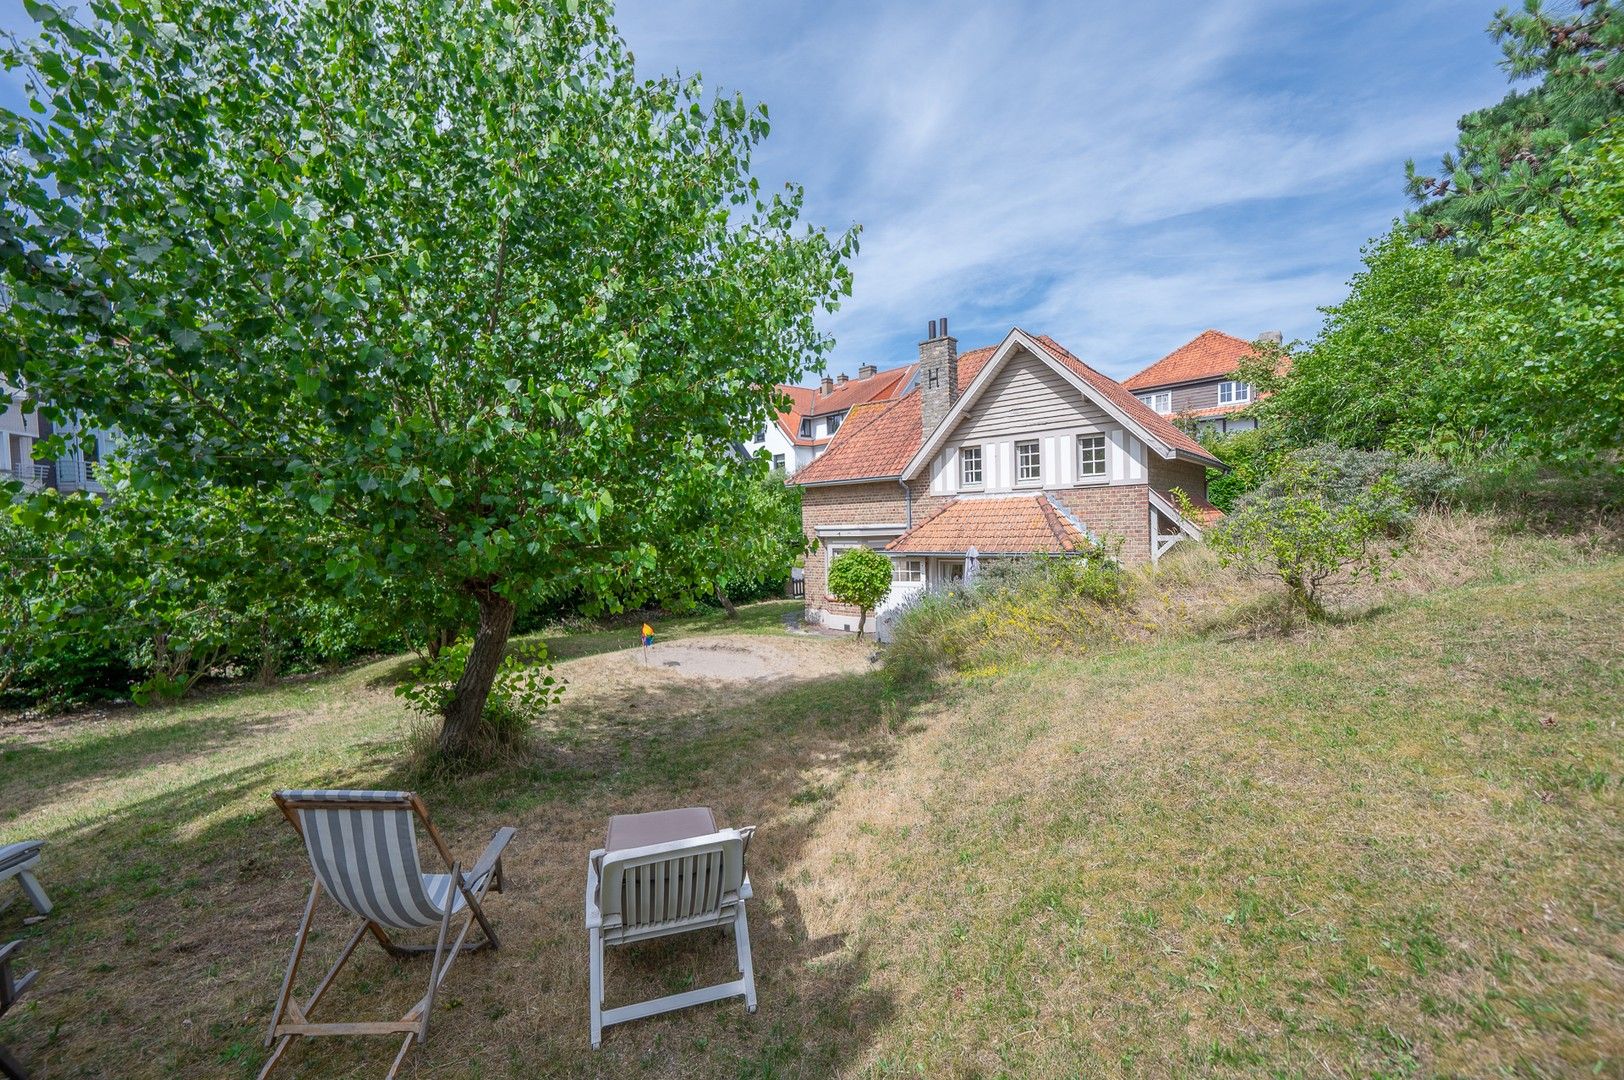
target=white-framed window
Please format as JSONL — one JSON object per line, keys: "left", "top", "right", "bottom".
{"left": 1219, "top": 380, "right": 1251, "bottom": 404}
{"left": 771, "top": 453, "right": 786, "bottom": 471}
{"left": 1016, "top": 440, "right": 1041, "bottom": 483}
{"left": 757, "top": 425, "right": 769, "bottom": 443}
{"left": 960, "top": 445, "right": 983, "bottom": 486}
{"left": 892, "top": 558, "right": 925, "bottom": 583}
{"left": 1078, "top": 434, "right": 1107, "bottom": 478}
{"left": 827, "top": 412, "right": 844, "bottom": 434}
{"left": 1139, "top": 391, "right": 1172, "bottom": 414}
{"left": 799, "top": 417, "right": 813, "bottom": 438}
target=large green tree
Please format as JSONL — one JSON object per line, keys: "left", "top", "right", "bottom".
{"left": 0, "top": 1, "right": 854, "bottom": 756}
{"left": 1406, "top": 0, "right": 1624, "bottom": 239}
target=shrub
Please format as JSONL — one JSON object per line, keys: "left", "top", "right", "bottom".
{"left": 826, "top": 547, "right": 894, "bottom": 639}
{"left": 886, "top": 553, "right": 1127, "bottom": 680}
{"left": 396, "top": 641, "right": 564, "bottom": 754}
{"left": 1208, "top": 446, "right": 1418, "bottom": 627}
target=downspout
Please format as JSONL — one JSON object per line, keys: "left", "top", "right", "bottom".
{"left": 898, "top": 477, "right": 912, "bottom": 530}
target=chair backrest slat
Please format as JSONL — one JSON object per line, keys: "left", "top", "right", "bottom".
{"left": 275, "top": 789, "right": 446, "bottom": 930}
{"left": 601, "top": 831, "right": 744, "bottom": 933}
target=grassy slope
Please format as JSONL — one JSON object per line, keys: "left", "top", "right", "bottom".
{"left": 804, "top": 559, "right": 1623, "bottom": 1077}
{"left": 0, "top": 558, "right": 1620, "bottom": 1078}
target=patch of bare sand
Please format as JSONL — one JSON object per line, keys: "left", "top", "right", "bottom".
{"left": 564, "top": 634, "right": 871, "bottom": 687}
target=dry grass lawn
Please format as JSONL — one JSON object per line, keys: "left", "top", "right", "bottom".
{"left": 1, "top": 535, "right": 1621, "bottom": 1078}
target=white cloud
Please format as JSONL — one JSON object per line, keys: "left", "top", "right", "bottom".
{"left": 615, "top": 0, "right": 1507, "bottom": 377}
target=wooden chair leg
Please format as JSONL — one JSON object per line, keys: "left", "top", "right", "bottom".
{"left": 384, "top": 1032, "right": 415, "bottom": 1080}
{"left": 418, "top": 864, "right": 458, "bottom": 1042}
{"left": 265, "top": 883, "right": 320, "bottom": 1047}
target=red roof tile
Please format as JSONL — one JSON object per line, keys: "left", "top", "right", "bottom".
{"left": 794, "top": 347, "right": 997, "bottom": 484}
{"left": 1122, "top": 330, "right": 1259, "bottom": 391}
{"left": 885, "top": 495, "right": 1090, "bottom": 555}
{"left": 795, "top": 335, "right": 1221, "bottom": 485}
{"left": 772, "top": 363, "right": 915, "bottom": 446}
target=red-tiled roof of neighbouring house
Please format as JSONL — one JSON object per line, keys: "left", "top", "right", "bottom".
{"left": 1154, "top": 488, "right": 1224, "bottom": 527}
{"left": 794, "top": 346, "right": 997, "bottom": 484}
{"left": 772, "top": 363, "right": 916, "bottom": 446}
{"left": 795, "top": 335, "right": 1222, "bottom": 485}
{"left": 1122, "top": 330, "right": 1260, "bottom": 391}
{"left": 885, "top": 495, "right": 1090, "bottom": 555}
{"left": 1178, "top": 403, "right": 1251, "bottom": 419}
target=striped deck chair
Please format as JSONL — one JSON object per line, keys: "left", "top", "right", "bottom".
{"left": 585, "top": 807, "right": 757, "bottom": 1048}
{"left": 261, "top": 790, "right": 516, "bottom": 1080}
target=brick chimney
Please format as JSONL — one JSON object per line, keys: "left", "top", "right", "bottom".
{"left": 857, "top": 362, "right": 877, "bottom": 379}
{"left": 918, "top": 316, "right": 958, "bottom": 437}
{"left": 1257, "top": 330, "right": 1283, "bottom": 345}
{"left": 820, "top": 374, "right": 834, "bottom": 395}
{"left": 836, "top": 373, "right": 848, "bottom": 385}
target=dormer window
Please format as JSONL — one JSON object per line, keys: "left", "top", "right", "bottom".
{"left": 799, "top": 418, "right": 813, "bottom": 439}
{"left": 1139, "top": 391, "right": 1172, "bottom": 414}
{"left": 1219, "top": 381, "right": 1251, "bottom": 404}
{"left": 827, "top": 412, "right": 844, "bottom": 434}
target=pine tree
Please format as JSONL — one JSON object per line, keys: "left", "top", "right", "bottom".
{"left": 1405, "top": 0, "right": 1623, "bottom": 240}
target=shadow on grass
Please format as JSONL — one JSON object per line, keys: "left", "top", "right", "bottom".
{"left": 2, "top": 644, "right": 914, "bottom": 1079}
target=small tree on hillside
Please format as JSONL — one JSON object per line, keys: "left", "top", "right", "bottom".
{"left": 827, "top": 547, "right": 893, "bottom": 640}
{"left": 1204, "top": 448, "right": 1416, "bottom": 629}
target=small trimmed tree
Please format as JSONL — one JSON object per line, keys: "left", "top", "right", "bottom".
{"left": 826, "top": 547, "right": 893, "bottom": 640}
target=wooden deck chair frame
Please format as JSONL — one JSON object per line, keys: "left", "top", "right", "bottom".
{"left": 261, "top": 790, "right": 515, "bottom": 1080}
{"left": 585, "top": 825, "right": 757, "bottom": 1048}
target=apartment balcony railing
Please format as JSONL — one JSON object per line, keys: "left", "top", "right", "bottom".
{"left": 8, "top": 463, "right": 53, "bottom": 490}
{"left": 53, "top": 459, "right": 105, "bottom": 491}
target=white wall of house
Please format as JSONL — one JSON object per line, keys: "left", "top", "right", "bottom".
{"left": 742, "top": 420, "right": 824, "bottom": 477}
{"left": 925, "top": 351, "right": 1148, "bottom": 497}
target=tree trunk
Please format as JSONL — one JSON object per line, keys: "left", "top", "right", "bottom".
{"left": 855, "top": 607, "right": 868, "bottom": 640}
{"left": 438, "top": 583, "right": 516, "bottom": 759}
{"left": 714, "top": 584, "right": 738, "bottom": 619}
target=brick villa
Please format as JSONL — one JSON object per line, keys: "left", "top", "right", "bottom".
{"left": 794, "top": 320, "right": 1224, "bottom": 633}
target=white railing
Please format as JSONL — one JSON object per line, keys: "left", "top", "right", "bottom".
{"left": 8, "top": 463, "right": 52, "bottom": 489}
{"left": 53, "top": 459, "right": 106, "bottom": 491}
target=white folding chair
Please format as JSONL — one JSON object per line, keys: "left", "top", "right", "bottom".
{"left": 262, "top": 789, "right": 515, "bottom": 1079}
{"left": 0, "top": 843, "right": 50, "bottom": 916}
{"left": 585, "top": 807, "right": 757, "bottom": 1048}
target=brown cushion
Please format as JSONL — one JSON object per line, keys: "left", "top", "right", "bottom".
{"left": 605, "top": 807, "right": 717, "bottom": 853}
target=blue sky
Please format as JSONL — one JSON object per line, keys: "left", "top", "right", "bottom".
{"left": 1, "top": 1, "right": 1512, "bottom": 382}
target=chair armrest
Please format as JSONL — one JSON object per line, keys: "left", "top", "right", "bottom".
{"left": 0, "top": 942, "right": 19, "bottom": 968}
{"left": 464, "top": 826, "right": 517, "bottom": 889}
{"left": 584, "top": 848, "right": 605, "bottom": 928}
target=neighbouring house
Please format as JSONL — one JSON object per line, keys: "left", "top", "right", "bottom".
{"left": 739, "top": 363, "right": 915, "bottom": 476}
{"left": 794, "top": 319, "right": 1224, "bottom": 633}
{"left": 1, "top": 379, "right": 115, "bottom": 497}
{"left": 1121, "top": 329, "right": 1282, "bottom": 435}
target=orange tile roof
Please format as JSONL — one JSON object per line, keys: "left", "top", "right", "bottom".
{"left": 885, "top": 495, "right": 1090, "bottom": 555}
{"left": 1123, "top": 330, "right": 1259, "bottom": 391}
{"left": 772, "top": 363, "right": 916, "bottom": 446}
{"left": 795, "top": 335, "right": 1222, "bottom": 485}
{"left": 794, "top": 347, "right": 996, "bottom": 484}
{"left": 1178, "top": 403, "right": 1252, "bottom": 419}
